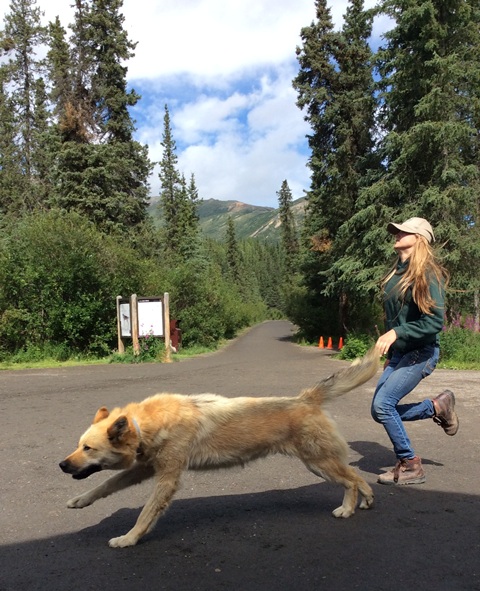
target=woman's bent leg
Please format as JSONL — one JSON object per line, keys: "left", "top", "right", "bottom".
{"left": 371, "top": 346, "right": 438, "bottom": 458}
{"left": 371, "top": 346, "right": 439, "bottom": 485}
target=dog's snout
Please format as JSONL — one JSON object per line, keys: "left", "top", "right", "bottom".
{"left": 59, "top": 460, "right": 71, "bottom": 473}
{"left": 59, "top": 458, "right": 103, "bottom": 479}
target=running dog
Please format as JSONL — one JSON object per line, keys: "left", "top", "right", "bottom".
{"left": 60, "top": 348, "right": 379, "bottom": 547}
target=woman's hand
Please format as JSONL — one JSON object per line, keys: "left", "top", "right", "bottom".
{"left": 375, "top": 329, "right": 397, "bottom": 357}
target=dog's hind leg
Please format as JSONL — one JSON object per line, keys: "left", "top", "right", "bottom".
{"left": 67, "top": 463, "right": 154, "bottom": 509}
{"left": 303, "top": 458, "right": 374, "bottom": 518}
{"left": 355, "top": 475, "right": 375, "bottom": 511}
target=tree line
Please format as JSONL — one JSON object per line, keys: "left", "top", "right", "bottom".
{"left": 289, "top": 0, "right": 480, "bottom": 341}
{"left": 0, "top": 0, "right": 479, "bottom": 361}
{"left": 0, "top": 0, "right": 286, "bottom": 360}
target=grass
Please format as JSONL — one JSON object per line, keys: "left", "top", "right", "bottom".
{"left": 0, "top": 343, "right": 220, "bottom": 371}
{"left": 303, "top": 328, "right": 480, "bottom": 371}
{"left": 437, "top": 360, "right": 480, "bottom": 370}
{"left": 2, "top": 327, "right": 479, "bottom": 371}
{"left": 0, "top": 357, "right": 109, "bottom": 371}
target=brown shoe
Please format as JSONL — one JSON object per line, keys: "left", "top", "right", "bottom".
{"left": 433, "top": 390, "right": 459, "bottom": 436}
{"left": 377, "top": 456, "right": 426, "bottom": 485}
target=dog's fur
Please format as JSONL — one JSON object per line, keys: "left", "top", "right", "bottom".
{"left": 60, "top": 348, "right": 379, "bottom": 547}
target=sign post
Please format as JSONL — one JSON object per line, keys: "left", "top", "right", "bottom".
{"left": 163, "top": 292, "right": 171, "bottom": 363}
{"left": 116, "top": 295, "right": 125, "bottom": 353}
{"left": 116, "top": 293, "right": 172, "bottom": 362}
{"left": 130, "top": 293, "right": 140, "bottom": 355}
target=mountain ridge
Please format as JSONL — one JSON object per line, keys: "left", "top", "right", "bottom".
{"left": 149, "top": 196, "right": 306, "bottom": 242}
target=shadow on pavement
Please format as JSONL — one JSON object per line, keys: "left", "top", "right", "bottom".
{"left": 1, "top": 321, "right": 477, "bottom": 591}
{"left": 349, "top": 440, "right": 445, "bottom": 475}
{"left": 1, "top": 478, "right": 478, "bottom": 591}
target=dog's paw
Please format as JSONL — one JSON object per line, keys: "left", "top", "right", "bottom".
{"left": 359, "top": 495, "right": 374, "bottom": 510}
{"left": 67, "top": 495, "right": 92, "bottom": 508}
{"left": 108, "top": 534, "right": 137, "bottom": 548}
{"left": 332, "top": 505, "right": 355, "bottom": 518}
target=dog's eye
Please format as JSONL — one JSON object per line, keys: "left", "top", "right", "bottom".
{"left": 83, "top": 444, "right": 92, "bottom": 451}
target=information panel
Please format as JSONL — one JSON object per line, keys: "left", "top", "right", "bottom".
{"left": 119, "top": 302, "right": 131, "bottom": 337}
{"left": 138, "top": 299, "right": 164, "bottom": 337}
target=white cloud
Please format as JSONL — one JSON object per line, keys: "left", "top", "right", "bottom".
{"left": 1, "top": 0, "right": 386, "bottom": 207}
{"left": 124, "top": 0, "right": 314, "bottom": 80}
{"left": 141, "top": 63, "right": 311, "bottom": 205}
{"left": 175, "top": 93, "right": 252, "bottom": 144}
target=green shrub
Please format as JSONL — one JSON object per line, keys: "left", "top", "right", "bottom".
{"left": 12, "top": 343, "right": 71, "bottom": 363}
{"left": 338, "top": 333, "right": 375, "bottom": 360}
{"left": 0, "top": 210, "right": 273, "bottom": 362}
{"left": 109, "top": 333, "right": 166, "bottom": 364}
{"left": 337, "top": 328, "right": 480, "bottom": 366}
{"left": 0, "top": 210, "right": 150, "bottom": 356}
{"left": 440, "top": 327, "right": 480, "bottom": 365}
{"left": 156, "top": 260, "right": 267, "bottom": 348}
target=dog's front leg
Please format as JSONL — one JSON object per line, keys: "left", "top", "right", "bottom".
{"left": 108, "top": 466, "right": 182, "bottom": 548}
{"left": 67, "top": 463, "right": 154, "bottom": 508}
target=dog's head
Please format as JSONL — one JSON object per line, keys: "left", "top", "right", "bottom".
{"left": 59, "top": 406, "right": 140, "bottom": 479}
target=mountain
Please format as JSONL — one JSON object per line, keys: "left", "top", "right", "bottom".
{"left": 148, "top": 197, "right": 306, "bottom": 242}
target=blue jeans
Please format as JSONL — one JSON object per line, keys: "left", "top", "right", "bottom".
{"left": 371, "top": 345, "right": 439, "bottom": 460}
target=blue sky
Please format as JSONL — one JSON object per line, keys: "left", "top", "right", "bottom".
{"left": 9, "top": 0, "right": 390, "bottom": 208}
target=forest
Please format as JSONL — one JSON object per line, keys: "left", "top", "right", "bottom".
{"left": 0, "top": 0, "right": 479, "bottom": 366}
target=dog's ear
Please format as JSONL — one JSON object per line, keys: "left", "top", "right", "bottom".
{"left": 93, "top": 406, "right": 110, "bottom": 423}
{"left": 107, "top": 416, "right": 129, "bottom": 443}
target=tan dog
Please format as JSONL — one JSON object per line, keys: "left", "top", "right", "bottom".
{"left": 60, "top": 348, "right": 379, "bottom": 547}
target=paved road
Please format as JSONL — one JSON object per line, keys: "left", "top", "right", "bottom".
{"left": 0, "top": 321, "right": 478, "bottom": 591}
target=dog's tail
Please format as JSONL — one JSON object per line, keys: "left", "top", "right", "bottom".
{"left": 300, "top": 347, "right": 379, "bottom": 405}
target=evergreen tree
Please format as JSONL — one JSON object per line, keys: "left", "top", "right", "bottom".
{"left": 31, "top": 76, "right": 54, "bottom": 202}
{"left": 62, "top": 0, "right": 95, "bottom": 142}
{"left": 255, "top": 241, "right": 286, "bottom": 311}
{"left": 87, "top": 0, "right": 139, "bottom": 142}
{"left": 182, "top": 173, "right": 202, "bottom": 256}
{"left": 341, "top": 0, "right": 480, "bottom": 318}
{"left": 277, "top": 179, "right": 298, "bottom": 272}
{"left": 293, "top": 0, "right": 377, "bottom": 335}
{"left": 225, "top": 216, "right": 241, "bottom": 282}
{"left": 48, "top": 0, "right": 152, "bottom": 232}
{"left": 0, "top": 0, "right": 47, "bottom": 211}
{"left": 0, "top": 67, "right": 27, "bottom": 216}
{"left": 158, "top": 105, "right": 184, "bottom": 247}
{"left": 157, "top": 106, "right": 201, "bottom": 260}
{"left": 293, "top": 0, "right": 336, "bottom": 244}
{"left": 187, "top": 174, "right": 201, "bottom": 224}
{"left": 46, "top": 17, "right": 76, "bottom": 138}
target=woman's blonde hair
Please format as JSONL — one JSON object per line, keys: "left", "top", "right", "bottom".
{"left": 382, "top": 235, "right": 449, "bottom": 315}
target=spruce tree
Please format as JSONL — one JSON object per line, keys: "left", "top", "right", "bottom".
{"left": 225, "top": 216, "right": 241, "bottom": 282}
{"left": 46, "top": 17, "right": 76, "bottom": 138}
{"left": 63, "top": 0, "right": 96, "bottom": 142}
{"left": 31, "top": 76, "right": 54, "bottom": 202}
{"left": 0, "top": 67, "right": 27, "bottom": 216}
{"left": 0, "top": 0, "right": 47, "bottom": 211}
{"left": 157, "top": 106, "right": 202, "bottom": 260}
{"left": 277, "top": 179, "right": 298, "bottom": 273}
{"left": 87, "top": 0, "right": 139, "bottom": 142}
{"left": 182, "top": 173, "right": 202, "bottom": 257}
{"left": 158, "top": 105, "right": 184, "bottom": 248}
{"left": 48, "top": 0, "right": 152, "bottom": 232}
{"left": 293, "top": 0, "right": 337, "bottom": 244}
{"left": 355, "top": 0, "right": 480, "bottom": 316}
{"left": 293, "top": 0, "right": 377, "bottom": 334}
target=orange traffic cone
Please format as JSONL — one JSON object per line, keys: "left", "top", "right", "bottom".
{"left": 338, "top": 337, "right": 344, "bottom": 350}
{"left": 318, "top": 336, "right": 324, "bottom": 348}
{"left": 326, "top": 337, "right": 333, "bottom": 349}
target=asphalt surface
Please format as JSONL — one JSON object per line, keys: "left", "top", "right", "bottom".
{"left": 0, "top": 320, "right": 478, "bottom": 591}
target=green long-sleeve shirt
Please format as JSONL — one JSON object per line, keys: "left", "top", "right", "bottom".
{"left": 384, "top": 259, "right": 445, "bottom": 355}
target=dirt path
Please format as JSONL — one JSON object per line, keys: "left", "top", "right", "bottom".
{"left": 0, "top": 320, "right": 478, "bottom": 591}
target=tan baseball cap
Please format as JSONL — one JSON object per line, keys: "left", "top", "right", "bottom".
{"left": 387, "top": 217, "right": 435, "bottom": 243}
